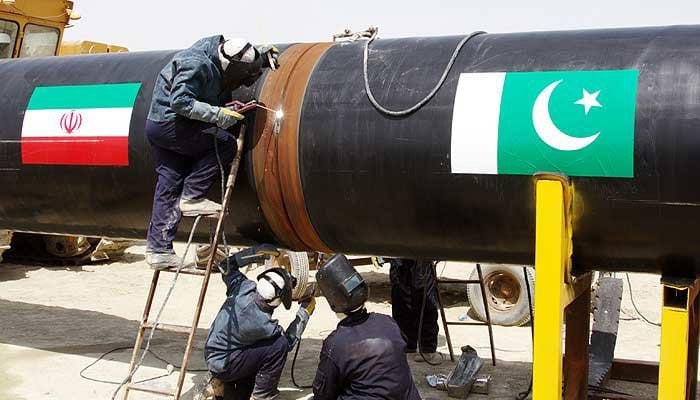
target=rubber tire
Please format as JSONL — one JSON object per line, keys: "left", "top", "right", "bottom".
{"left": 467, "top": 264, "right": 535, "bottom": 327}
{"left": 288, "top": 251, "right": 310, "bottom": 300}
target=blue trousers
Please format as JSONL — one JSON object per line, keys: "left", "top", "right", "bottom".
{"left": 145, "top": 118, "right": 235, "bottom": 253}
{"left": 215, "top": 335, "right": 290, "bottom": 400}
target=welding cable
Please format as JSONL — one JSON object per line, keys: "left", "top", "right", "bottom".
{"left": 363, "top": 30, "right": 485, "bottom": 117}
{"left": 111, "top": 215, "right": 203, "bottom": 399}
{"left": 625, "top": 273, "right": 661, "bottom": 327}
{"left": 79, "top": 347, "right": 207, "bottom": 385}
{"left": 213, "top": 134, "right": 231, "bottom": 274}
{"left": 290, "top": 338, "right": 313, "bottom": 389}
{"left": 417, "top": 260, "right": 445, "bottom": 366}
{"left": 515, "top": 266, "right": 534, "bottom": 400}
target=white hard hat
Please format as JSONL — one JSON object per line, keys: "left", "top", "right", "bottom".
{"left": 256, "top": 270, "right": 286, "bottom": 307}
{"left": 219, "top": 38, "right": 256, "bottom": 70}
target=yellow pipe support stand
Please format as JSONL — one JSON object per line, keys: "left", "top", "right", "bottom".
{"left": 658, "top": 277, "right": 700, "bottom": 400}
{"left": 532, "top": 176, "right": 592, "bottom": 400}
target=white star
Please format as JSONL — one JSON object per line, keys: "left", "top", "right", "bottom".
{"left": 574, "top": 89, "right": 602, "bottom": 115}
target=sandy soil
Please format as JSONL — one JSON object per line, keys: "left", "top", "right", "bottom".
{"left": 0, "top": 243, "right": 693, "bottom": 399}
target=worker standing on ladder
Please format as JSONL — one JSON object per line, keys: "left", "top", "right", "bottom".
{"left": 204, "top": 245, "right": 315, "bottom": 400}
{"left": 144, "top": 35, "right": 279, "bottom": 269}
{"left": 389, "top": 258, "right": 442, "bottom": 364}
{"left": 312, "top": 254, "right": 420, "bottom": 400}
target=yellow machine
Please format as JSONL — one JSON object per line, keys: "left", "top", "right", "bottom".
{"left": 59, "top": 40, "right": 128, "bottom": 55}
{"left": 0, "top": 0, "right": 78, "bottom": 58}
{"left": 0, "top": 0, "right": 127, "bottom": 59}
{"left": 0, "top": 0, "right": 129, "bottom": 262}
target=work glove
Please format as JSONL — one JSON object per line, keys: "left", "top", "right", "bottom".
{"left": 216, "top": 107, "right": 244, "bottom": 129}
{"left": 233, "top": 244, "right": 280, "bottom": 267}
{"left": 285, "top": 301, "right": 312, "bottom": 348}
{"left": 299, "top": 296, "right": 316, "bottom": 316}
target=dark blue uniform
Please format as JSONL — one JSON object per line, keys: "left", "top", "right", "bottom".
{"left": 389, "top": 259, "right": 439, "bottom": 353}
{"left": 145, "top": 35, "right": 235, "bottom": 253}
{"left": 312, "top": 310, "right": 421, "bottom": 400}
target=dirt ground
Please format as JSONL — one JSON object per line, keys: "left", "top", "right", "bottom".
{"left": 0, "top": 243, "right": 693, "bottom": 399}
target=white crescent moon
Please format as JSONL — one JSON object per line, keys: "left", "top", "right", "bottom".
{"left": 532, "top": 79, "right": 600, "bottom": 151}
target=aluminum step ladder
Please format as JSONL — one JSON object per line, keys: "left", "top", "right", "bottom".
{"left": 122, "top": 127, "right": 245, "bottom": 400}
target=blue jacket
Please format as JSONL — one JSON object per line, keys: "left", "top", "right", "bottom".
{"left": 147, "top": 36, "right": 230, "bottom": 123}
{"left": 312, "top": 310, "right": 421, "bottom": 400}
{"left": 204, "top": 264, "right": 310, "bottom": 375}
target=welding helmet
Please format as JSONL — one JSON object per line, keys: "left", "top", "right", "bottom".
{"left": 257, "top": 267, "right": 297, "bottom": 309}
{"left": 316, "top": 253, "right": 369, "bottom": 314}
{"left": 219, "top": 38, "right": 268, "bottom": 88}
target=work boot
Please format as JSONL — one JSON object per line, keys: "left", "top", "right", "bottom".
{"left": 415, "top": 351, "right": 444, "bottom": 364}
{"left": 195, "top": 244, "right": 229, "bottom": 270}
{"left": 180, "top": 198, "right": 222, "bottom": 217}
{"left": 194, "top": 376, "right": 224, "bottom": 400}
{"left": 145, "top": 252, "right": 181, "bottom": 270}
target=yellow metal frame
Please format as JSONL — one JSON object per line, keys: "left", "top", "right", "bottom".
{"left": 0, "top": 0, "right": 72, "bottom": 58}
{"left": 658, "top": 277, "right": 700, "bottom": 400}
{"left": 532, "top": 176, "right": 592, "bottom": 400}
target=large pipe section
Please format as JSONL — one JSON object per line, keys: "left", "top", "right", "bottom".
{"left": 1, "top": 25, "right": 700, "bottom": 275}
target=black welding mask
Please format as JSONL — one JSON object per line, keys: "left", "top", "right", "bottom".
{"left": 221, "top": 42, "right": 265, "bottom": 88}
{"left": 316, "top": 253, "right": 369, "bottom": 314}
{"left": 257, "top": 267, "right": 297, "bottom": 309}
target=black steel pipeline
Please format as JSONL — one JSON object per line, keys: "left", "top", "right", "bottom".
{"left": 0, "top": 26, "right": 700, "bottom": 276}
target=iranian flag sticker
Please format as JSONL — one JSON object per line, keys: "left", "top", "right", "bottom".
{"left": 450, "top": 70, "right": 639, "bottom": 178}
{"left": 21, "top": 82, "right": 142, "bottom": 166}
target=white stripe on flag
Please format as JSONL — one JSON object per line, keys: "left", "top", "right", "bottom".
{"left": 450, "top": 72, "right": 506, "bottom": 174}
{"left": 21, "top": 107, "right": 134, "bottom": 138}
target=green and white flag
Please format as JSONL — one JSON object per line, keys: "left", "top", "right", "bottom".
{"left": 450, "top": 70, "right": 638, "bottom": 178}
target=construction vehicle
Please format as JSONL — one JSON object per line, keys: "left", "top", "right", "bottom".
{"left": 0, "top": 0, "right": 131, "bottom": 263}
{"left": 0, "top": 0, "right": 78, "bottom": 59}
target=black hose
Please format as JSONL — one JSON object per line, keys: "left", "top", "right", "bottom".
{"left": 290, "top": 339, "right": 313, "bottom": 389}
{"left": 515, "top": 266, "right": 534, "bottom": 400}
{"left": 363, "top": 31, "right": 485, "bottom": 117}
{"left": 80, "top": 346, "right": 207, "bottom": 385}
{"left": 625, "top": 273, "right": 661, "bottom": 327}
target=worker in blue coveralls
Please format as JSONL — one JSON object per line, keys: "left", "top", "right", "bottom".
{"left": 204, "top": 244, "right": 316, "bottom": 400}
{"left": 144, "top": 35, "right": 279, "bottom": 269}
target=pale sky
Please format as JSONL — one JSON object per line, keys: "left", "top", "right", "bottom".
{"left": 63, "top": 0, "right": 700, "bottom": 51}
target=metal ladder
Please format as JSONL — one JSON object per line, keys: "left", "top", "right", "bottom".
{"left": 122, "top": 127, "right": 245, "bottom": 400}
{"left": 434, "top": 263, "right": 497, "bottom": 365}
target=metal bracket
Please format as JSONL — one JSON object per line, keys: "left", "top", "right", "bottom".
{"left": 657, "top": 276, "right": 700, "bottom": 399}
{"left": 532, "top": 177, "right": 592, "bottom": 400}
{"left": 588, "top": 277, "right": 623, "bottom": 386}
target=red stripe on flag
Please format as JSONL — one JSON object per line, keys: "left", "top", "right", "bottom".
{"left": 21, "top": 136, "right": 129, "bottom": 166}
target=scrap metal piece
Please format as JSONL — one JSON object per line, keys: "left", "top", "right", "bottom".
{"left": 588, "top": 276, "right": 623, "bottom": 386}
{"left": 446, "top": 345, "right": 483, "bottom": 398}
{"left": 426, "top": 374, "right": 448, "bottom": 391}
{"left": 471, "top": 375, "right": 491, "bottom": 395}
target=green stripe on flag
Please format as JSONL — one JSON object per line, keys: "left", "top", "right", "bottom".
{"left": 497, "top": 69, "right": 638, "bottom": 178}
{"left": 27, "top": 83, "right": 142, "bottom": 110}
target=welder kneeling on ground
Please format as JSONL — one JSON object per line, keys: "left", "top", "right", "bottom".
{"left": 312, "top": 254, "right": 421, "bottom": 400}
{"left": 204, "top": 244, "right": 315, "bottom": 400}
{"left": 144, "top": 35, "right": 278, "bottom": 269}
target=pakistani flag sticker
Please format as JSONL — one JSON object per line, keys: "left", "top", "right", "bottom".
{"left": 450, "top": 70, "right": 639, "bottom": 178}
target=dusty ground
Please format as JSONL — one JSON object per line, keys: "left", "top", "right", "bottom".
{"left": 0, "top": 243, "right": 692, "bottom": 399}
